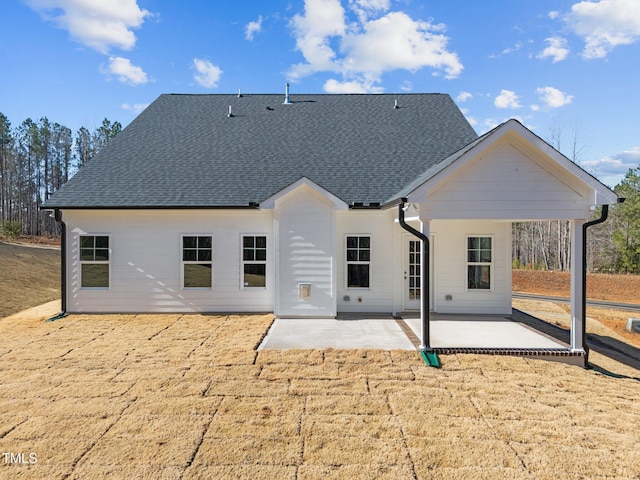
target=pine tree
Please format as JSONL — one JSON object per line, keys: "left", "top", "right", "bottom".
{"left": 613, "top": 167, "right": 640, "bottom": 273}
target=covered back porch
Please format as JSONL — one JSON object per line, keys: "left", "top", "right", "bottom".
{"left": 403, "top": 120, "right": 619, "bottom": 366}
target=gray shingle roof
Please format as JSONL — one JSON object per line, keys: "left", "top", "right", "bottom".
{"left": 44, "top": 93, "right": 478, "bottom": 209}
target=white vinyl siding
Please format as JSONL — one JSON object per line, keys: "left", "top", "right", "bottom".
{"left": 336, "top": 210, "right": 396, "bottom": 313}
{"left": 273, "top": 185, "right": 336, "bottom": 317}
{"left": 65, "top": 213, "right": 512, "bottom": 316}
{"left": 429, "top": 220, "right": 511, "bottom": 314}
{"left": 65, "top": 210, "right": 273, "bottom": 313}
{"left": 419, "top": 142, "right": 593, "bottom": 220}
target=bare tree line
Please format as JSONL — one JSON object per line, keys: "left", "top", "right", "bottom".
{"left": 512, "top": 199, "right": 639, "bottom": 274}
{"left": 512, "top": 119, "right": 640, "bottom": 274}
{"left": 0, "top": 113, "right": 121, "bottom": 237}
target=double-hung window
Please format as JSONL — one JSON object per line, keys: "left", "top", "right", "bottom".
{"left": 242, "top": 235, "right": 266, "bottom": 288}
{"left": 182, "top": 236, "right": 213, "bottom": 288}
{"left": 80, "top": 235, "right": 110, "bottom": 288}
{"left": 346, "top": 236, "right": 370, "bottom": 288}
{"left": 467, "top": 236, "right": 492, "bottom": 290}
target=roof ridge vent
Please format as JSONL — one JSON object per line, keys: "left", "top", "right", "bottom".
{"left": 283, "top": 83, "right": 292, "bottom": 105}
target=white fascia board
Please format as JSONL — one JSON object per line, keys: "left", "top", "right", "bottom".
{"left": 260, "top": 177, "right": 349, "bottom": 210}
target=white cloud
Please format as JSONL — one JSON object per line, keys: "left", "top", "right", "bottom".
{"left": 289, "top": 0, "right": 463, "bottom": 90}
{"left": 290, "top": 0, "right": 347, "bottom": 79}
{"left": 564, "top": 0, "right": 640, "bottom": 59}
{"left": 323, "top": 77, "right": 384, "bottom": 93}
{"left": 549, "top": 10, "right": 560, "bottom": 19}
{"left": 480, "top": 118, "right": 501, "bottom": 133}
{"left": 494, "top": 90, "right": 521, "bottom": 109}
{"left": 350, "top": 0, "right": 391, "bottom": 8}
{"left": 456, "top": 91, "right": 472, "bottom": 103}
{"left": 192, "top": 58, "right": 223, "bottom": 88}
{"left": 460, "top": 108, "right": 477, "bottom": 127}
{"left": 581, "top": 146, "right": 640, "bottom": 184}
{"left": 340, "top": 12, "right": 463, "bottom": 79}
{"left": 121, "top": 103, "right": 149, "bottom": 114}
{"left": 537, "top": 36, "right": 570, "bottom": 62}
{"left": 25, "top": 0, "right": 151, "bottom": 54}
{"left": 245, "top": 15, "right": 263, "bottom": 41}
{"left": 479, "top": 116, "right": 529, "bottom": 133}
{"left": 101, "top": 56, "right": 148, "bottom": 85}
{"left": 399, "top": 80, "right": 413, "bottom": 92}
{"left": 536, "top": 86, "right": 574, "bottom": 108}
{"left": 489, "top": 42, "right": 522, "bottom": 59}
{"left": 348, "top": 0, "right": 391, "bottom": 21}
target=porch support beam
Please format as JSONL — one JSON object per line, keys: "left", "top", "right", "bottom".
{"left": 570, "top": 219, "right": 585, "bottom": 352}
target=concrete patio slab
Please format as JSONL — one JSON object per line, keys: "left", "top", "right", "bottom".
{"left": 403, "top": 314, "right": 566, "bottom": 349}
{"left": 258, "top": 313, "right": 566, "bottom": 351}
{"left": 258, "top": 317, "right": 415, "bottom": 350}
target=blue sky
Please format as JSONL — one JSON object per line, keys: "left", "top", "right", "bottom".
{"left": 1, "top": 0, "right": 639, "bottom": 187}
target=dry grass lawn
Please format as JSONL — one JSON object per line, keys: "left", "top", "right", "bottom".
{"left": 0, "top": 241, "right": 60, "bottom": 318}
{"left": 1, "top": 301, "right": 639, "bottom": 479}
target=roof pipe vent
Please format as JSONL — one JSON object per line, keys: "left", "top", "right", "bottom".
{"left": 394, "top": 99, "right": 399, "bottom": 109}
{"left": 237, "top": 89, "right": 242, "bottom": 98}
{"left": 227, "top": 105, "right": 233, "bottom": 118}
{"left": 283, "top": 83, "right": 292, "bottom": 105}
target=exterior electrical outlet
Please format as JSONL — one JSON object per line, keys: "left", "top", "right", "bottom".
{"left": 299, "top": 283, "right": 311, "bottom": 298}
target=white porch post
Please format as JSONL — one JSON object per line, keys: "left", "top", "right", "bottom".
{"left": 570, "top": 219, "right": 585, "bottom": 352}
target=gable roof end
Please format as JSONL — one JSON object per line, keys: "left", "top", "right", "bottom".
{"left": 403, "top": 119, "right": 618, "bottom": 206}
{"left": 260, "top": 177, "right": 349, "bottom": 210}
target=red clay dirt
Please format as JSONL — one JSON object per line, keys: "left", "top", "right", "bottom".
{"left": 513, "top": 269, "right": 640, "bottom": 347}
{"left": 512, "top": 269, "right": 640, "bottom": 304}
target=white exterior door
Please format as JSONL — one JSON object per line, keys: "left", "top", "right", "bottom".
{"left": 403, "top": 235, "right": 434, "bottom": 312}
{"left": 403, "top": 238, "right": 422, "bottom": 310}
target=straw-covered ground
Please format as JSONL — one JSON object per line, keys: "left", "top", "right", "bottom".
{"left": 1, "top": 301, "right": 639, "bottom": 480}
{"left": 0, "top": 241, "right": 60, "bottom": 319}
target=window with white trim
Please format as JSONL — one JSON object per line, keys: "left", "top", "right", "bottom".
{"left": 346, "top": 235, "right": 370, "bottom": 288}
{"left": 467, "top": 236, "right": 492, "bottom": 290}
{"left": 182, "top": 236, "right": 213, "bottom": 288}
{"left": 242, "top": 235, "right": 266, "bottom": 288}
{"left": 80, "top": 235, "right": 109, "bottom": 288}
